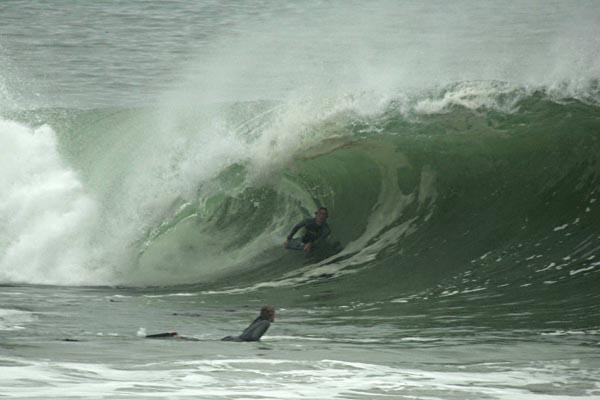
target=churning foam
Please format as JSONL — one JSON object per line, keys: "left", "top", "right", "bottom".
{"left": 0, "top": 118, "right": 106, "bottom": 285}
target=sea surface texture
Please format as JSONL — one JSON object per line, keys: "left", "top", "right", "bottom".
{"left": 1, "top": 1, "right": 600, "bottom": 399}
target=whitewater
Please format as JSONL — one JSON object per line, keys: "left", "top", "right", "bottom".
{"left": 1, "top": 1, "right": 600, "bottom": 399}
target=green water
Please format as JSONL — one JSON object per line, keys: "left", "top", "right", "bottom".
{"left": 1, "top": 1, "right": 600, "bottom": 398}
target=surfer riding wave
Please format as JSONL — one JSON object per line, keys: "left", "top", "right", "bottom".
{"left": 284, "top": 207, "right": 331, "bottom": 253}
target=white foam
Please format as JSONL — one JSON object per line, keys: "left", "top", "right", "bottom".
{"left": 0, "top": 119, "right": 107, "bottom": 285}
{"left": 462, "top": 287, "right": 487, "bottom": 294}
{"left": 142, "top": 293, "right": 197, "bottom": 298}
{"left": 541, "top": 329, "right": 599, "bottom": 336}
{"left": 569, "top": 265, "right": 597, "bottom": 276}
{"left": 413, "top": 82, "right": 526, "bottom": 115}
{"left": 1, "top": 356, "right": 596, "bottom": 399}
{"left": 268, "top": 335, "right": 383, "bottom": 344}
{"left": 535, "top": 262, "right": 556, "bottom": 273}
{"left": 553, "top": 224, "right": 569, "bottom": 232}
{"left": 0, "top": 308, "right": 35, "bottom": 331}
{"left": 440, "top": 290, "right": 460, "bottom": 297}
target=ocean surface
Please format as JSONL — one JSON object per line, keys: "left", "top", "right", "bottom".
{"left": 1, "top": 1, "right": 600, "bottom": 399}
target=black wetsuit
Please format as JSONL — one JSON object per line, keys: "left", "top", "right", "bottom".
{"left": 287, "top": 218, "right": 331, "bottom": 246}
{"left": 221, "top": 316, "right": 271, "bottom": 342}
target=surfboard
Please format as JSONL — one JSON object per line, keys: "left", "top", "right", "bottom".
{"left": 145, "top": 331, "right": 201, "bottom": 341}
{"left": 286, "top": 239, "right": 306, "bottom": 251}
{"left": 145, "top": 331, "right": 178, "bottom": 338}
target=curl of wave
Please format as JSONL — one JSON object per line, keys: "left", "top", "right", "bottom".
{"left": 1, "top": 84, "right": 599, "bottom": 311}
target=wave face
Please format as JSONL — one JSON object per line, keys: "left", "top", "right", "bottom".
{"left": 1, "top": 2, "right": 600, "bottom": 324}
{"left": 2, "top": 85, "right": 600, "bottom": 320}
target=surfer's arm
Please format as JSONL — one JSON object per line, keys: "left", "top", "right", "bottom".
{"left": 287, "top": 220, "right": 308, "bottom": 240}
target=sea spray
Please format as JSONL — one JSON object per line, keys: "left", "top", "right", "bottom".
{"left": 0, "top": 118, "right": 105, "bottom": 284}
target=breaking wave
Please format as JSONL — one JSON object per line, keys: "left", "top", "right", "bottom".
{"left": 1, "top": 83, "right": 600, "bottom": 315}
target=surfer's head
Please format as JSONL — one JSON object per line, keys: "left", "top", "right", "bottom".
{"left": 260, "top": 305, "right": 275, "bottom": 322}
{"left": 315, "top": 207, "right": 328, "bottom": 224}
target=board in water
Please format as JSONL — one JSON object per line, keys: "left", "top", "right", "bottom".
{"left": 286, "top": 239, "right": 306, "bottom": 251}
{"left": 146, "top": 331, "right": 178, "bottom": 338}
{"left": 145, "top": 332, "right": 201, "bottom": 341}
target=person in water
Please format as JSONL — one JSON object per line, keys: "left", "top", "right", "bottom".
{"left": 284, "top": 207, "right": 331, "bottom": 252}
{"left": 221, "top": 305, "right": 275, "bottom": 342}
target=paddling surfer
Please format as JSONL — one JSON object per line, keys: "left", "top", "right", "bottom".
{"left": 146, "top": 306, "right": 275, "bottom": 342}
{"left": 221, "top": 305, "right": 275, "bottom": 342}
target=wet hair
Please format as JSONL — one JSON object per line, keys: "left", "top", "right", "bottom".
{"left": 260, "top": 305, "right": 275, "bottom": 319}
{"left": 316, "top": 207, "right": 328, "bottom": 215}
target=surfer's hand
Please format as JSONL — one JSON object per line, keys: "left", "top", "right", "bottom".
{"left": 303, "top": 243, "right": 312, "bottom": 252}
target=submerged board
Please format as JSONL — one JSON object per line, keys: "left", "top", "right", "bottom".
{"left": 146, "top": 331, "right": 178, "bottom": 338}
{"left": 286, "top": 239, "right": 306, "bottom": 251}
{"left": 145, "top": 332, "right": 201, "bottom": 341}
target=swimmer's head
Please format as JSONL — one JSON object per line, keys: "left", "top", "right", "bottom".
{"left": 260, "top": 305, "right": 275, "bottom": 322}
